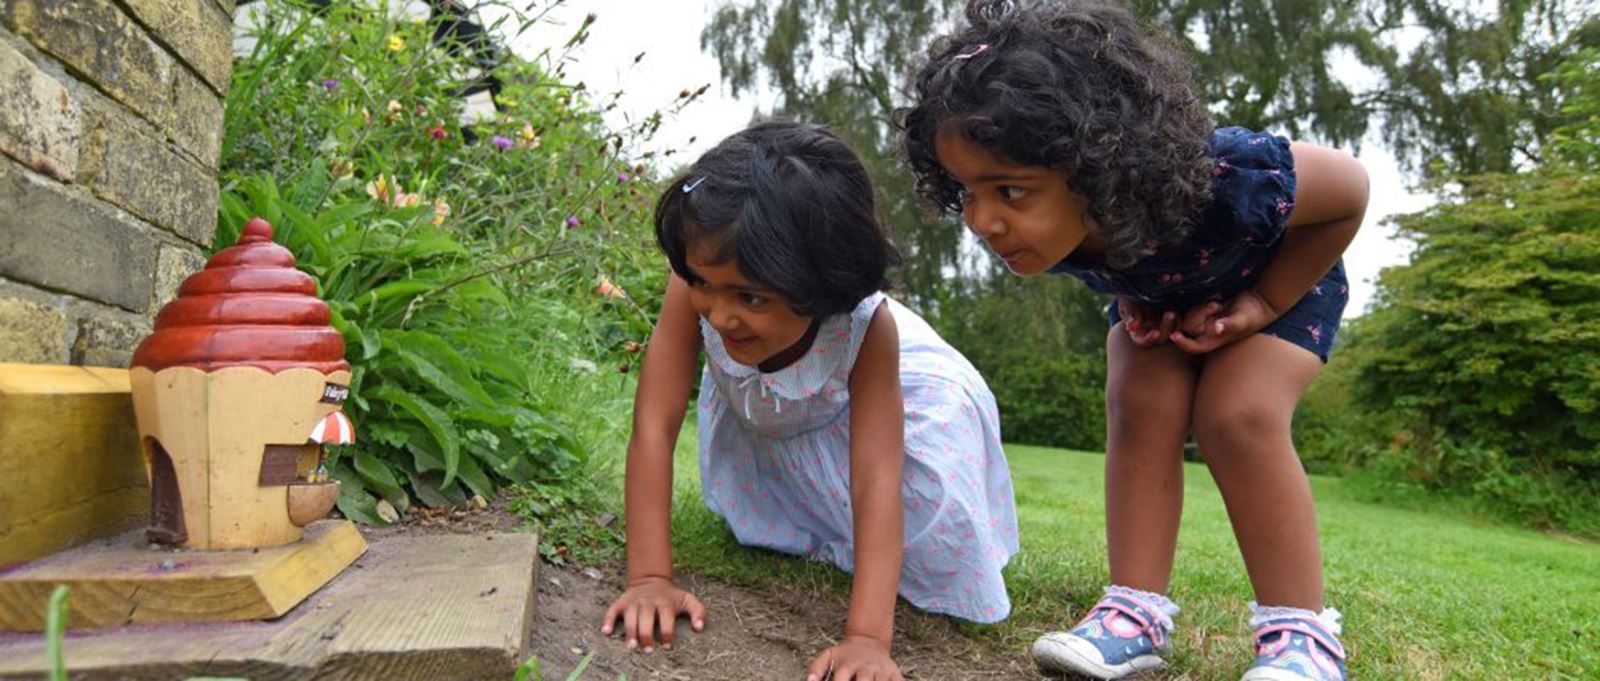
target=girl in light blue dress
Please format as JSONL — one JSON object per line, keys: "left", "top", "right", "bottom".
{"left": 602, "top": 121, "right": 1017, "bottom": 681}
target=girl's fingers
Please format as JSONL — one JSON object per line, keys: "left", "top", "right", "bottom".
{"left": 682, "top": 593, "right": 708, "bottom": 631}
{"left": 637, "top": 602, "right": 658, "bottom": 652}
{"left": 1170, "top": 328, "right": 1232, "bottom": 354}
{"left": 601, "top": 599, "right": 624, "bottom": 635}
{"left": 805, "top": 648, "right": 835, "bottom": 681}
{"left": 623, "top": 603, "right": 640, "bottom": 649}
{"left": 1169, "top": 330, "right": 1214, "bottom": 354}
{"left": 1182, "top": 302, "right": 1220, "bottom": 336}
{"left": 656, "top": 605, "right": 677, "bottom": 649}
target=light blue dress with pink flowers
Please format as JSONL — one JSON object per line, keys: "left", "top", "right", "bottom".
{"left": 696, "top": 292, "right": 1019, "bottom": 623}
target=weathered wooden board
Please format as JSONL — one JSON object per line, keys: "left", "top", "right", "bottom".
{"left": 0, "top": 530, "right": 538, "bottom": 681}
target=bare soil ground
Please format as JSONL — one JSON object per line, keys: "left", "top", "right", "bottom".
{"left": 370, "top": 501, "right": 1043, "bottom": 680}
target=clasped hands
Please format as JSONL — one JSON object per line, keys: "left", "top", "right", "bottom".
{"left": 1119, "top": 289, "right": 1279, "bottom": 353}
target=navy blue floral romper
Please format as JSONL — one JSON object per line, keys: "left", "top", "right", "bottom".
{"left": 1049, "top": 127, "right": 1348, "bottom": 361}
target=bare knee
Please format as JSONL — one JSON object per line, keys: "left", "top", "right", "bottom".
{"left": 1193, "top": 399, "right": 1291, "bottom": 453}
{"left": 1106, "top": 379, "right": 1186, "bottom": 441}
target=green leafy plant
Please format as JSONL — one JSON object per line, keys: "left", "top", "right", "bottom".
{"left": 219, "top": 0, "right": 692, "bottom": 517}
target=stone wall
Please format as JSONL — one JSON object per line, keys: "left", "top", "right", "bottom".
{"left": 0, "top": 0, "right": 233, "bottom": 367}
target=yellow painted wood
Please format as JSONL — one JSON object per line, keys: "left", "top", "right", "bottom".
{"left": 0, "top": 530, "right": 538, "bottom": 680}
{"left": 0, "top": 520, "right": 366, "bottom": 631}
{"left": 0, "top": 363, "right": 148, "bottom": 568}
{"left": 130, "top": 366, "right": 352, "bottom": 550}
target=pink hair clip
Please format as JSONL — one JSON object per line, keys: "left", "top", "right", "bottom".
{"left": 954, "top": 43, "right": 990, "bottom": 60}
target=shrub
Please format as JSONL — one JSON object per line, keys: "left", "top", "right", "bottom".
{"left": 221, "top": 0, "right": 686, "bottom": 521}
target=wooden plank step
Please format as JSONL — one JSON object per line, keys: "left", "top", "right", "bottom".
{"left": 0, "top": 520, "right": 367, "bottom": 630}
{"left": 0, "top": 530, "right": 539, "bottom": 680}
{"left": 0, "top": 363, "right": 148, "bottom": 568}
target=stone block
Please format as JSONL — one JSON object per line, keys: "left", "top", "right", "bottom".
{"left": 80, "top": 110, "right": 217, "bottom": 246}
{"left": 71, "top": 311, "right": 151, "bottom": 368}
{"left": 170, "top": 66, "right": 224, "bottom": 169}
{"left": 1, "top": 0, "right": 174, "bottom": 138}
{"left": 119, "top": 0, "right": 234, "bottom": 95}
{"left": 0, "top": 37, "right": 78, "bottom": 181}
{"left": 153, "top": 244, "right": 206, "bottom": 313}
{"left": 0, "top": 159, "right": 155, "bottom": 312}
{"left": 0, "top": 298, "right": 67, "bottom": 364}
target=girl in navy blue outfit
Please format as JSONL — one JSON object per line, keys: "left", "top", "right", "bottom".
{"left": 900, "top": 2, "right": 1369, "bottom": 680}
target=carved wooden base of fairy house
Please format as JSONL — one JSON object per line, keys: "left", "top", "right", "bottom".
{"left": 0, "top": 520, "right": 366, "bottom": 632}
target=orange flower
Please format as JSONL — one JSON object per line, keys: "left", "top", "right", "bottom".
{"left": 365, "top": 174, "right": 422, "bottom": 209}
{"left": 595, "top": 275, "right": 627, "bottom": 299}
{"left": 365, "top": 174, "right": 396, "bottom": 204}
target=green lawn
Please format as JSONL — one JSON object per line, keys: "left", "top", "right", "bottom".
{"left": 665, "top": 438, "right": 1600, "bottom": 679}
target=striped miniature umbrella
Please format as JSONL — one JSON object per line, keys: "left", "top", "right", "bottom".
{"left": 308, "top": 410, "right": 355, "bottom": 445}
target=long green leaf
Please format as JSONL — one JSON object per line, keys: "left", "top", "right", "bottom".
{"left": 454, "top": 448, "right": 495, "bottom": 498}
{"left": 352, "top": 449, "right": 407, "bottom": 509}
{"left": 392, "top": 331, "right": 493, "bottom": 403}
{"left": 390, "top": 340, "right": 492, "bottom": 408}
{"left": 332, "top": 462, "right": 388, "bottom": 526}
{"left": 566, "top": 653, "right": 594, "bottom": 681}
{"left": 370, "top": 385, "right": 461, "bottom": 486}
{"left": 512, "top": 655, "right": 540, "bottom": 681}
{"left": 46, "top": 585, "right": 68, "bottom": 681}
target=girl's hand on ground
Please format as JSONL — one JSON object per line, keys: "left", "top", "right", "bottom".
{"left": 1119, "top": 298, "right": 1175, "bottom": 347}
{"left": 601, "top": 576, "right": 707, "bottom": 652}
{"left": 805, "top": 635, "right": 903, "bottom": 681}
{"left": 1169, "top": 289, "right": 1278, "bottom": 354}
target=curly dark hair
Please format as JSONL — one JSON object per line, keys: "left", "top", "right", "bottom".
{"left": 898, "top": 0, "right": 1215, "bottom": 268}
{"left": 655, "top": 121, "right": 900, "bottom": 318}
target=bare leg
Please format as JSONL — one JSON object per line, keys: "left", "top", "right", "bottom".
{"left": 1104, "top": 325, "right": 1199, "bottom": 593}
{"left": 1192, "top": 334, "right": 1325, "bottom": 609}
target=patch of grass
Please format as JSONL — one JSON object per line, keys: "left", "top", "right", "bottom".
{"left": 666, "top": 437, "right": 1600, "bottom": 679}
{"left": 508, "top": 371, "right": 634, "bottom": 565}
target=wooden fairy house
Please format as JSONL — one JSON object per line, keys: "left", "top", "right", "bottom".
{"left": 130, "top": 218, "right": 353, "bottom": 550}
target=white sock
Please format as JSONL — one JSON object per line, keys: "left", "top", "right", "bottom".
{"left": 1105, "top": 584, "right": 1180, "bottom": 633}
{"left": 1249, "top": 602, "right": 1343, "bottom": 636}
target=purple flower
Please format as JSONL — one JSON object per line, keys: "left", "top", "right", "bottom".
{"left": 566, "top": 215, "right": 581, "bottom": 227}
{"left": 491, "top": 135, "right": 512, "bottom": 150}
{"left": 322, "top": 79, "right": 340, "bottom": 90}
{"left": 616, "top": 172, "right": 629, "bottom": 184}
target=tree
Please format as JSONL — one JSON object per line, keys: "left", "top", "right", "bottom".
{"left": 1297, "top": 46, "right": 1600, "bottom": 535}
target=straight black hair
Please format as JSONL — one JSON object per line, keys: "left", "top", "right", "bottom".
{"left": 654, "top": 121, "right": 900, "bottom": 317}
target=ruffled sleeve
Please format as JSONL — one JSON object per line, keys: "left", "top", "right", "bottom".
{"left": 1201, "top": 127, "right": 1298, "bottom": 246}
{"left": 698, "top": 292, "right": 885, "bottom": 403}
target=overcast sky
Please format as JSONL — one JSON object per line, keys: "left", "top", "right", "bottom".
{"left": 510, "top": 0, "right": 1435, "bottom": 319}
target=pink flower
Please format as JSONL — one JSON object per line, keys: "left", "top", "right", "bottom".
{"left": 428, "top": 125, "right": 447, "bottom": 140}
{"left": 566, "top": 215, "right": 581, "bottom": 228}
